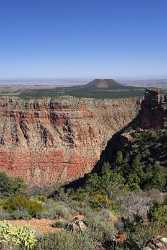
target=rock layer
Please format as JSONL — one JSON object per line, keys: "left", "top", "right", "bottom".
{"left": 0, "top": 96, "right": 137, "bottom": 186}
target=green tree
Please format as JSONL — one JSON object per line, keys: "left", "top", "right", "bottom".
{"left": 150, "top": 167, "right": 166, "bottom": 190}
{"left": 130, "top": 154, "right": 144, "bottom": 180}
{"left": 100, "top": 165, "right": 126, "bottom": 195}
{"left": 127, "top": 173, "right": 141, "bottom": 191}
{"left": 85, "top": 173, "right": 101, "bottom": 192}
{"left": 115, "top": 150, "right": 123, "bottom": 166}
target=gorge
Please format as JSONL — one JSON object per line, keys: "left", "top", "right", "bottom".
{"left": 0, "top": 96, "right": 137, "bottom": 186}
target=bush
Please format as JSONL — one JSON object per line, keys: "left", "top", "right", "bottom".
{"left": 50, "top": 204, "right": 71, "bottom": 220}
{"left": 34, "top": 231, "right": 96, "bottom": 250}
{"left": 118, "top": 191, "right": 154, "bottom": 221}
{"left": 0, "top": 172, "right": 26, "bottom": 197}
{"left": 0, "top": 207, "right": 32, "bottom": 220}
{"left": 3, "top": 195, "right": 43, "bottom": 217}
{"left": 89, "top": 192, "right": 112, "bottom": 209}
{"left": 98, "top": 209, "right": 114, "bottom": 222}
{"left": 149, "top": 202, "right": 167, "bottom": 225}
{"left": 0, "top": 207, "right": 13, "bottom": 220}
{"left": 10, "top": 209, "right": 32, "bottom": 220}
{"left": 84, "top": 212, "right": 115, "bottom": 243}
{"left": 51, "top": 221, "right": 67, "bottom": 229}
{"left": 85, "top": 173, "right": 101, "bottom": 193}
{"left": 127, "top": 174, "right": 141, "bottom": 191}
{"left": 0, "top": 222, "right": 37, "bottom": 249}
{"left": 38, "top": 199, "right": 72, "bottom": 220}
{"left": 125, "top": 221, "right": 167, "bottom": 249}
{"left": 71, "top": 188, "right": 88, "bottom": 202}
{"left": 149, "top": 167, "right": 166, "bottom": 190}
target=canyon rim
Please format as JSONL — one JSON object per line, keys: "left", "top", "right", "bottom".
{"left": 0, "top": 96, "right": 137, "bottom": 186}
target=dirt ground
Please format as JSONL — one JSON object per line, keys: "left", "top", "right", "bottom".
{"left": 2, "top": 219, "right": 62, "bottom": 234}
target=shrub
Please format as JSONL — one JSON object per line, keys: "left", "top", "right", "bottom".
{"left": 51, "top": 221, "right": 67, "bottom": 229}
{"left": 85, "top": 173, "right": 101, "bottom": 193}
{"left": 0, "top": 172, "right": 26, "bottom": 197}
{"left": 149, "top": 202, "right": 167, "bottom": 225}
{"left": 149, "top": 167, "right": 166, "bottom": 190}
{"left": 115, "top": 151, "right": 123, "bottom": 166}
{"left": 71, "top": 188, "right": 88, "bottom": 202}
{"left": 38, "top": 200, "right": 72, "bottom": 219}
{"left": 100, "top": 166, "right": 126, "bottom": 195}
{"left": 0, "top": 207, "right": 31, "bottom": 220}
{"left": 50, "top": 204, "right": 71, "bottom": 220}
{"left": 126, "top": 174, "right": 141, "bottom": 191}
{"left": 125, "top": 222, "right": 167, "bottom": 249}
{"left": 89, "top": 192, "right": 112, "bottom": 209}
{"left": 3, "top": 195, "right": 43, "bottom": 217}
{"left": 85, "top": 212, "right": 115, "bottom": 243}
{"left": 0, "top": 207, "right": 13, "bottom": 220}
{"left": 34, "top": 231, "right": 96, "bottom": 250}
{"left": 0, "top": 222, "right": 37, "bottom": 249}
{"left": 98, "top": 209, "right": 114, "bottom": 222}
{"left": 118, "top": 191, "right": 153, "bottom": 221}
{"left": 10, "top": 209, "right": 32, "bottom": 220}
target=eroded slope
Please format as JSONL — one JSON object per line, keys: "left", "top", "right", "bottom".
{"left": 0, "top": 96, "right": 137, "bottom": 186}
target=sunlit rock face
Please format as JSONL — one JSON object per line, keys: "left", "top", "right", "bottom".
{"left": 0, "top": 96, "right": 137, "bottom": 186}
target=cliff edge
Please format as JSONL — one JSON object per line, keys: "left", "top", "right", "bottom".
{"left": 0, "top": 96, "right": 137, "bottom": 186}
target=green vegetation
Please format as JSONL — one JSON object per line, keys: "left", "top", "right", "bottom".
{"left": 124, "top": 220, "right": 167, "bottom": 249}
{"left": 34, "top": 231, "right": 96, "bottom": 250}
{"left": 149, "top": 201, "right": 167, "bottom": 224}
{"left": 1, "top": 129, "right": 167, "bottom": 249}
{"left": 0, "top": 172, "right": 26, "bottom": 197}
{"left": 0, "top": 78, "right": 146, "bottom": 99}
{"left": 99, "top": 130, "right": 167, "bottom": 192}
{"left": 0, "top": 174, "right": 165, "bottom": 249}
{"left": 2, "top": 195, "right": 44, "bottom": 218}
{"left": 0, "top": 222, "right": 37, "bottom": 249}
{"left": 19, "top": 86, "right": 145, "bottom": 99}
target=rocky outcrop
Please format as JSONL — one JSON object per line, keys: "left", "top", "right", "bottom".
{"left": 143, "top": 236, "right": 167, "bottom": 250}
{"left": 0, "top": 96, "right": 137, "bottom": 186}
{"left": 139, "top": 89, "right": 167, "bottom": 129}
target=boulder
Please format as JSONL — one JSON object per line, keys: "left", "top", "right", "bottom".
{"left": 143, "top": 236, "right": 167, "bottom": 250}
{"left": 66, "top": 219, "right": 87, "bottom": 232}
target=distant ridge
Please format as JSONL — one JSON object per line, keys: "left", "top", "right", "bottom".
{"left": 84, "top": 79, "right": 126, "bottom": 89}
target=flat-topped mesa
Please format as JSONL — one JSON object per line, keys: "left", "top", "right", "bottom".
{"left": 0, "top": 96, "right": 137, "bottom": 186}
{"left": 139, "top": 88, "right": 167, "bottom": 129}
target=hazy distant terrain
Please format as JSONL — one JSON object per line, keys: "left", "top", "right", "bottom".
{"left": 0, "top": 78, "right": 143, "bottom": 99}
{"left": 0, "top": 78, "right": 166, "bottom": 99}
{"left": 120, "top": 78, "right": 167, "bottom": 88}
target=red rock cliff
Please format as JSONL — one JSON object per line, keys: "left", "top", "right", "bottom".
{"left": 0, "top": 96, "right": 137, "bottom": 186}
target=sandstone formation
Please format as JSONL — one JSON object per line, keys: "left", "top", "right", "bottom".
{"left": 139, "top": 88, "right": 167, "bottom": 129}
{"left": 0, "top": 96, "right": 137, "bottom": 186}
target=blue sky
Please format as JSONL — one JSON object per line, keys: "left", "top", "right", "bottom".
{"left": 0, "top": 0, "right": 167, "bottom": 79}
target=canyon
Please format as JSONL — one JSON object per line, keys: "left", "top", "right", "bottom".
{"left": 0, "top": 96, "right": 137, "bottom": 186}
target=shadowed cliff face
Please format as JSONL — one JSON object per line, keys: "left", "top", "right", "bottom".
{"left": 0, "top": 96, "right": 137, "bottom": 186}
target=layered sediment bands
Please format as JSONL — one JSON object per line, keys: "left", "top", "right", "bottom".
{"left": 0, "top": 96, "right": 137, "bottom": 186}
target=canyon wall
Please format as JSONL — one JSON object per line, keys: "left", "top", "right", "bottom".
{"left": 0, "top": 96, "right": 137, "bottom": 186}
